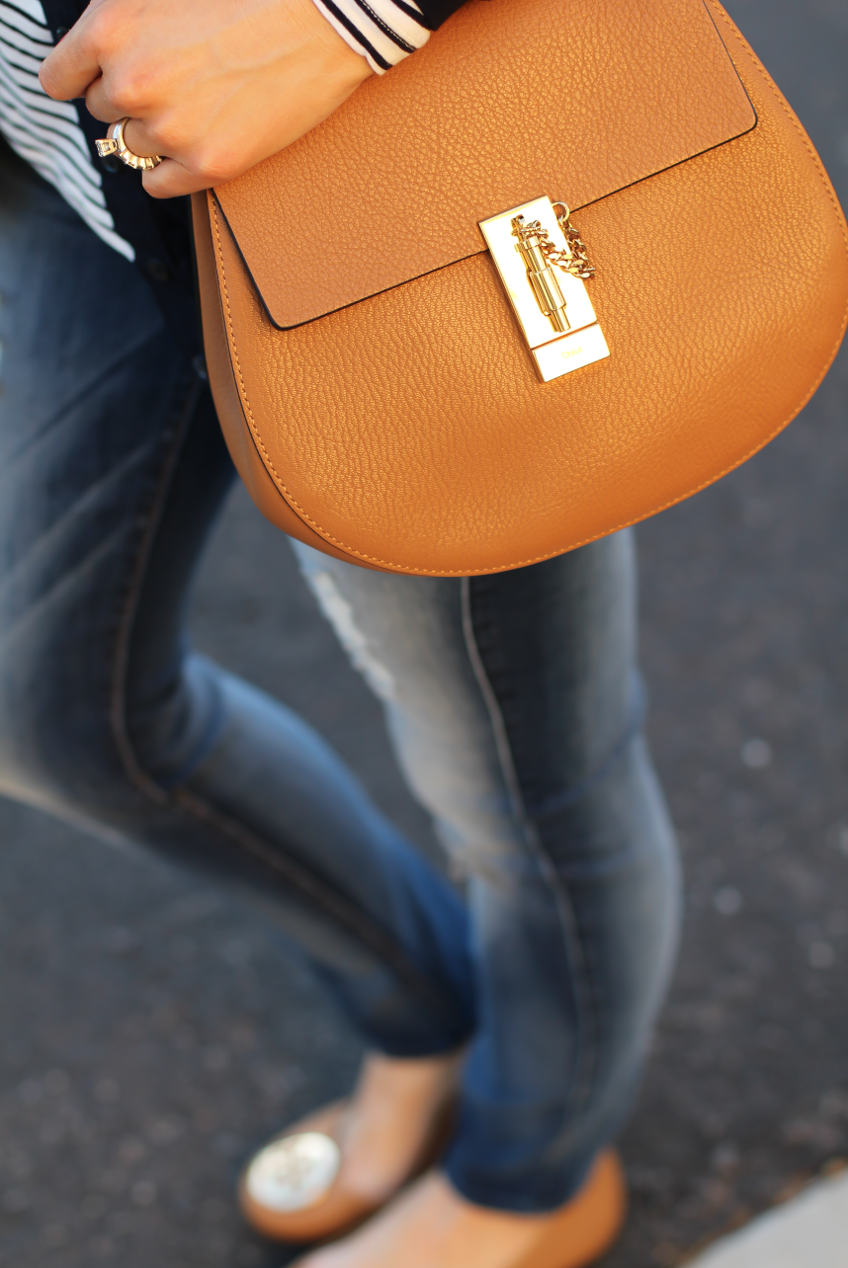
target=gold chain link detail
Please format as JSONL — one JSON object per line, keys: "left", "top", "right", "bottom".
{"left": 532, "top": 203, "right": 596, "bottom": 281}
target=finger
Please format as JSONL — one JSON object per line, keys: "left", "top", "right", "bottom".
{"left": 84, "top": 73, "right": 122, "bottom": 124}
{"left": 115, "top": 116, "right": 166, "bottom": 160}
{"left": 142, "top": 159, "right": 213, "bottom": 200}
{"left": 141, "top": 139, "right": 271, "bottom": 198}
{"left": 84, "top": 74, "right": 161, "bottom": 128}
{"left": 39, "top": 12, "right": 103, "bottom": 102}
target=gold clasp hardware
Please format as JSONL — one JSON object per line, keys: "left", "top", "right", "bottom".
{"left": 511, "top": 215, "right": 571, "bottom": 334}
{"left": 479, "top": 196, "right": 609, "bottom": 383}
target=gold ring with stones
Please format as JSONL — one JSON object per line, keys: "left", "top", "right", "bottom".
{"left": 95, "top": 118, "right": 162, "bottom": 171}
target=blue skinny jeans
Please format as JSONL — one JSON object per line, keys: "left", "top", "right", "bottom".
{"left": 0, "top": 143, "right": 681, "bottom": 1213}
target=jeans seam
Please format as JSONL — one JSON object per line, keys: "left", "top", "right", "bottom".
{"left": 107, "top": 371, "right": 198, "bottom": 810}
{"left": 169, "top": 782, "right": 467, "bottom": 1022}
{"left": 459, "top": 575, "right": 600, "bottom": 1137}
{"left": 105, "top": 376, "right": 461, "bottom": 1027}
{"left": 524, "top": 675, "right": 646, "bottom": 821}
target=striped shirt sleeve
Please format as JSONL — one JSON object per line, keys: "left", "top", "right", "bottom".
{"left": 309, "top": 0, "right": 434, "bottom": 73}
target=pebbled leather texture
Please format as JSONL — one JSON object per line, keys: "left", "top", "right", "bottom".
{"left": 197, "top": 0, "right": 848, "bottom": 577}
{"left": 215, "top": 0, "right": 756, "bottom": 329}
{"left": 192, "top": 192, "right": 386, "bottom": 570}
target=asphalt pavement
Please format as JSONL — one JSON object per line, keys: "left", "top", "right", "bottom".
{"left": 1, "top": 1, "right": 847, "bottom": 1264}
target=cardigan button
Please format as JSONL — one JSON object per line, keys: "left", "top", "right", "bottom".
{"left": 144, "top": 258, "right": 171, "bottom": 283}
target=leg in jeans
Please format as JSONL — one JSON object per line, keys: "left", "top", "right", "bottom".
{"left": 0, "top": 142, "right": 474, "bottom": 1059}
{"left": 0, "top": 136, "right": 680, "bottom": 1219}
{"left": 294, "top": 531, "right": 681, "bottom": 1211}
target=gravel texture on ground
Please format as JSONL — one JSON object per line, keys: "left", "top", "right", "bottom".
{"left": 1, "top": 0, "right": 847, "bottom": 1264}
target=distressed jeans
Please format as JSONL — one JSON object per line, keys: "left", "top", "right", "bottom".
{"left": 0, "top": 143, "right": 681, "bottom": 1212}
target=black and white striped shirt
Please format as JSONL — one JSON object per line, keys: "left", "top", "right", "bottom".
{"left": 0, "top": 0, "right": 134, "bottom": 258}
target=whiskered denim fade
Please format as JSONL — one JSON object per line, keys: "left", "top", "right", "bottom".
{"left": 0, "top": 142, "right": 681, "bottom": 1212}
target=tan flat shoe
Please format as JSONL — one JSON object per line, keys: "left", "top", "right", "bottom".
{"left": 287, "top": 1148, "right": 626, "bottom": 1268}
{"left": 239, "top": 1096, "right": 454, "bottom": 1243}
{"left": 511, "top": 1149, "right": 627, "bottom": 1268}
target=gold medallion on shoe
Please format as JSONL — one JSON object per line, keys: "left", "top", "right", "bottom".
{"left": 242, "top": 1130, "right": 341, "bottom": 1214}
{"left": 239, "top": 1094, "right": 455, "bottom": 1244}
{"left": 95, "top": 118, "right": 162, "bottom": 171}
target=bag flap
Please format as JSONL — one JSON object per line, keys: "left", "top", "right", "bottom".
{"left": 214, "top": 0, "right": 755, "bottom": 330}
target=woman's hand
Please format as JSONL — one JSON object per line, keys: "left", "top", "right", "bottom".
{"left": 39, "top": 0, "right": 372, "bottom": 198}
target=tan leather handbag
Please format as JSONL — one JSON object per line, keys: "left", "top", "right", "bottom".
{"left": 192, "top": 0, "right": 848, "bottom": 577}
